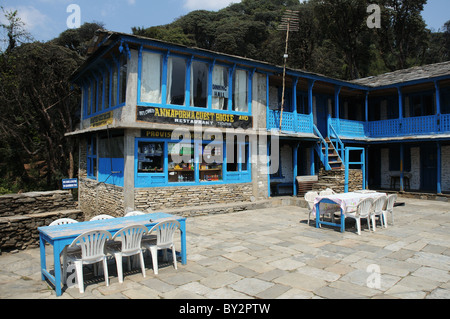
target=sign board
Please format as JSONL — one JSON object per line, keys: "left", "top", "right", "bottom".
{"left": 90, "top": 111, "right": 113, "bottom": 128}
{"left": 62, "top": 178, "right": 78, "bottom": 189}
{"left": 137, "top": 106, "right": 253, "bottom": 129}
{"left": 212, "top": 84, "right": 228, "bottom": 98}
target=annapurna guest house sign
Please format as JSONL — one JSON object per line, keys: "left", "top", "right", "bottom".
{"left": 137, "top": 106, "right": 253, "bottom": 129}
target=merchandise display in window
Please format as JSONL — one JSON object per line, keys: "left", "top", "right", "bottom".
{"left": 168, "top": 143, "right": 195, "bottom": 182}
{"left": 200, "top": 144, "right": 223, "bottom": 182}
{"left": 138, "top": 142, "right": 164, "bottom": 173}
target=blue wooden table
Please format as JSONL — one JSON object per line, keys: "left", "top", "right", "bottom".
{"left": 38, "top": 212, "right": 187, "bottom": 296}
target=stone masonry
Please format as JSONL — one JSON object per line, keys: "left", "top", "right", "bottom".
{"left": 135, "top": 183, "right": 253, "bottom": 212}
{"left": 313, "top": 168, "right": 364, "bottom": 193}
{"left": 0, "top": 190, "right": 82, "bottom": 252}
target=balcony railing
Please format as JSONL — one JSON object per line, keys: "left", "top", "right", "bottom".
{"left": 268, "top": 110, "right": 450, "bottom": 138}
{"left": 331, "top": 114, "right": 450, "bottom": 138}
{"left": 268, "top": 110, "right": 313, "bottom": 134}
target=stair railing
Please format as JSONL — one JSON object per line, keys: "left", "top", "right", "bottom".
{"left": 313, "top": 125, "right": 331, "bottom": 171}
{"left": 328, "top": 122, "right": 346, "bottom": 168}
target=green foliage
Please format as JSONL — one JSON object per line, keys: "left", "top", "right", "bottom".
{"left": 132, "top": 0, "right": 448, "bottom": 80}
{"left": 0, "top": 21, "right": 100, "bottom": 193}
{"left": 50, "top": 22, "right": 105, "bottom": 56}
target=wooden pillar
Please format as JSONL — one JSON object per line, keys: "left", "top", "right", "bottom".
{"left": 435, "top": 81, "right": 441, "bottom": 115}
{"left": 365, "top": 91, "right": 369, "bottom": 122}
{"left": 398, "top": 87, "right": 403, "bottom": 119}
{"left": 293, "top": 77, "right": 298, "bottom": 132}
{"left": 400, "top": 143, "right": 404, "bottom": 192}
{"left": 335, "top": 85, "right": 341, "bottom": 133}
{"left": 308, "top": 79, "right": 315, "bottom": 124}
{"left": 293, "top": 143, "right": 299, "bottom": 196}
{"left": 437, "top": 142, "right": 442, "bottom": 194}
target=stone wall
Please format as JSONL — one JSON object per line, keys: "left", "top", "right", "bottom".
{"left": 79, "top": 178, "right": 125, "bottom": 220}
{"left": 0, "top": 190, "right": 82, "bottom": 252}
{"left": 135, "top": 183, "right": 253, "bottom": 212}
{"left": 0, "top": 191, "right": 78, "bottom": 217}
{"left": 313, "top": 168, "right": 363, "bottom": 193}
{"left": 0, "top": 210, "right": 84, "bottom": 252}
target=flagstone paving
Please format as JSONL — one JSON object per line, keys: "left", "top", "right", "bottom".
{"left": 0, "top": 196, "right": 449, "bottom": 299}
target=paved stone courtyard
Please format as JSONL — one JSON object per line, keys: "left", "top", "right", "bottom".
{"left": 0, "top": 196, "right": 449, "bottom": 299}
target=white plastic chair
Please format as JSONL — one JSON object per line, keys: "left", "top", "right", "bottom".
{"left": 319, "top": 189, "right": 340, "bottom": 223}
{"left": 107, "top": 225, "right": 148, "bottom": 283}
{"left": 49, "top": 218, "right": 78, "bottom": 226}
{"left": 49, "top": 218, "right": 80, "bottom": 272}
{"left": 305, "top": 191, "right": 319, "bottom": 226}
{"left": 62, "top": 230, "right": 111, "bottom": 293}
{"left": 142, "top": 219, "right": 180, "bottom": 275}
{"left": 383, "top": 194, "right": 397, "bottom": 226}
{"left": 90, "top": 214, "right": 115, "bottom": 221}
{"left": 124, "top": 211, "right": 145, "bottom": 217}
{"left": 320, "top": 188, "right": 336, "bottom": 196}
{"left": 344, "top": 198, "right": 374, "bottom": 235}
{"left": 371, "top": 195, "right": 388, "bottom": 231}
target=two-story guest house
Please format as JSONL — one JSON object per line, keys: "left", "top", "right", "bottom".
{"left": 68, "top": 30, "right": 450, "bottom": 216}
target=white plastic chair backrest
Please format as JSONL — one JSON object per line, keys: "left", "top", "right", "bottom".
{"left": 49, "top": 218, "right": 78, "bottom": 226}
{"left": 325, "top": 188, "right": 336, "bottom": 194}
{"left": 90, "top": 214, "right": 115, "bottom": 221}
{"left": 304, "top": 191, "right": 319, "bottom": 210}
{"left": 383, "top": 194, "right": 397, "bottom": 211}
{"left": 372, "top": 195, "right": 387, "bottom": 214}
{"left": 112, "top": 225, "right": 148, "bottom": 254}
{"left": 69, "top": 230, "right": 111, "bottom": 262}
{"left": 356, "top": 198, "right": 374, "bottom": 218}
{"left": 320, "top": 190, "right": 334, "bottom": 196}
{"left": 124, "top": 211, "right": 145, "bottom": 217}
{"left": 149, "top": 219, "right": 181, "bottom": 247}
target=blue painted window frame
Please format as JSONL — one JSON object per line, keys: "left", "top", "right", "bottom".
{"left": 135, "top": 137, "right": 251, "bottom": 188}
{"left": 137, "top": 48, "right": 253, "bottom": 117}
{"left": 82, "top": 53, "right": 127, "bottom": 119}
{"left": 87, "top": 135, "right": 97, "bottom": 180}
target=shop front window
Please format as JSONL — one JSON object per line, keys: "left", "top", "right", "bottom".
{"left": 168, "top": 143, "right": 195, "bottom": 182}
{"left": 227, "top": 143, "right": 249, "bottom": 172}
{"left": 200, "top": 143, "right": 223, "bottom": 182}
{"left": 137, "top": 142, "right": 164, "bottom": 173}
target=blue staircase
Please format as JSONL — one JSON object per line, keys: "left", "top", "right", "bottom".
{"left": 313, "top": 124, "right": 345, "bottom": 171}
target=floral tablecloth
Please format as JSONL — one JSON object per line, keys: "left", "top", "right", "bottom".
{"left": 312, "top": 191, "right": 387, "bottom": 217}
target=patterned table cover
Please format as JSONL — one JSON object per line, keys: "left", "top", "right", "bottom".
{"left": 312, "top": 191, "right": 387, "bottom": 217}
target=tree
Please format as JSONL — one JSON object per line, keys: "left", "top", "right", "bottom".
{"left": 0, "top": 7, "right": 32, "bottom": 53}
{"left": 51, "top": 22, "right": 105, "bottom": 57}
{"left": 376, "top": 0, "right": 429, "bottom": 71}
{"left": 313, "top": 0, "right": 374, "bottom": 80}
{"left": 0, "top": 42, "right": 84, "bottom": 190}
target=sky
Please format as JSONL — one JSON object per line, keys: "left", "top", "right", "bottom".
{"left": 0, "top": 0, "right": 448, "bottom": 48}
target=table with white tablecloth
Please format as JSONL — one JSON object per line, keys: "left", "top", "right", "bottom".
{"left": 312, "top": 191, "right": 387, "bottom": 232}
